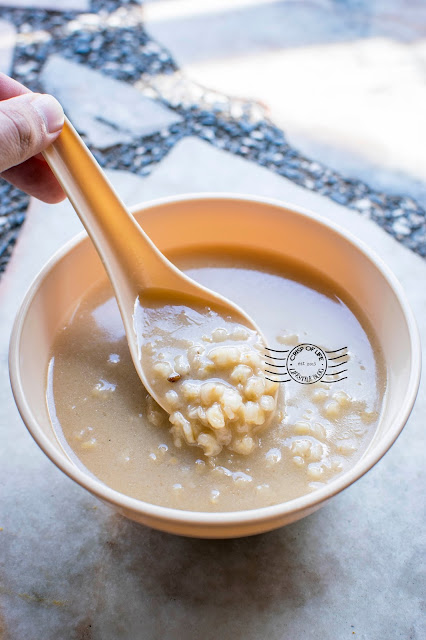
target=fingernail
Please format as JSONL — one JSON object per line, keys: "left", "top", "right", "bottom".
{"left": 32, "top": 93, "right": 64, "bottom": 134}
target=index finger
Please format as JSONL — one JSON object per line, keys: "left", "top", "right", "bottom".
{"left": 0, "top": 73, "right": 31, "bottom": 101}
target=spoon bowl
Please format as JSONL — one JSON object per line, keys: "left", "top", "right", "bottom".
{"left": 43, "top": 118, "right": 265, "bottom": 411}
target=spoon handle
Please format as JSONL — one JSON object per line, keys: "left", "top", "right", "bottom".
{"left": 43, "top": 117, "right": 169, "bottom": 290}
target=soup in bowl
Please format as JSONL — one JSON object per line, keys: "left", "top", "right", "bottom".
{"left": 9, "top": 195, "right": 420, "bottom": 538}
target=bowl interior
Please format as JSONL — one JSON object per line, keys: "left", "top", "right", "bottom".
{"left": 11, "top": 196, "right": 419, "bottom": 534}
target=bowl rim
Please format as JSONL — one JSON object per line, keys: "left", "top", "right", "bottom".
{"left": 9, "top": 193, "right": 422, "bottom": 528}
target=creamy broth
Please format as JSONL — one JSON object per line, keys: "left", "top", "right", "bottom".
{"left": 47, "top": 251, "right": 386, "bottom": 512}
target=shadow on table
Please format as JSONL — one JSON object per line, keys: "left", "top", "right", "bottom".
{"left": 144, "top": 0, "right": 426, "bottom": 68}
{"left": 96, "top": 508, "right": 336, "bottom": 638}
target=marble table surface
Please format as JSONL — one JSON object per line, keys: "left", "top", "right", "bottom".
{"left": 0, "top": 138, "right": 424, "bottom": 640}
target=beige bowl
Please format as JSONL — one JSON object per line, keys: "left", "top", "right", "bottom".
{"left": 9, "top": 195, "right": 421, "bottom": 538}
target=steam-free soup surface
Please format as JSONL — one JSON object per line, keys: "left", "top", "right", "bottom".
{"left": 47, "top": 251, "right": 385, "bottom": 512}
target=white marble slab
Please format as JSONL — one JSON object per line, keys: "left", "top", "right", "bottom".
{"left": 144, "top": 0, "right": 426, "bottom": 207}
{"left": 0, "top": 19, "right": 16, "bottom": 76}
{"left": 40, "top": 56, "right": 182, "bottom": 148}
{"left": 0, "top": 139, "right": 424, "bottom": 639}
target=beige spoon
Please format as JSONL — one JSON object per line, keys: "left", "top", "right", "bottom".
{"left": 43, "top": 117, "right": 265, "bottom": 411}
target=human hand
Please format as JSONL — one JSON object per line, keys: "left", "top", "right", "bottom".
{"left": 0, "top": 73, "right": 65, "bottom": 203}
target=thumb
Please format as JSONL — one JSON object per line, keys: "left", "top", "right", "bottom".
{"left": 0, "top": 92, "right": 64, "bottom": 173}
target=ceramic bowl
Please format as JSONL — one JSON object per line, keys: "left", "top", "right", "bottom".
{"left": 9, "top": 195, "right": 421, "bottom": 538}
